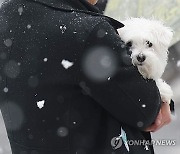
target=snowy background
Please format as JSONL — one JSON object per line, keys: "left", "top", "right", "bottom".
{"left": 0, "top": 0, "right": 180, "bottom": 154}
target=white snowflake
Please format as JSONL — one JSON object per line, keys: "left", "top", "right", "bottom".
{"left": 27, "top": 24, "right": 31, "bottom": 29}
{"left": 177, "top": 60, "right": 180, "bottom": 67}
{"left": 18, "top": 7, "right": 23, "bottom": 15}
{"left": 37, "top": 100, "right": 45, "bottom": 109}
{"left": 3, "top": 87, "right": 8, "bottom": 93}
{"left": 4, "top": 38, "right": 12, "bottom": 47}
{"left": 142, "top": 104, "right": 146, "bottom": 108}
{"left": 59, "top": 25, "right": 67, "bottom": 33}
{"left": 61, "top": 59, "right": 74, "bottom": 69}
{"left": 43, "top": 58, "right": 48, "bottom": 62}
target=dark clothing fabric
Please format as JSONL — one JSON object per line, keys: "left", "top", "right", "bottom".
{"left": 0, "top": 0, "right": 162, "bottom": 153}
{"left": 95, "top": 0, "right": 108, "bottom": 13}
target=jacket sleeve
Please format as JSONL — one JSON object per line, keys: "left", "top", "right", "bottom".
{"left": 80, "top": 20, "right": 161, "bottom": 130}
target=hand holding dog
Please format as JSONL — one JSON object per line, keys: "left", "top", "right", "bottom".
{"left": 144, "top": 102, "right": 171, "bottom": 132}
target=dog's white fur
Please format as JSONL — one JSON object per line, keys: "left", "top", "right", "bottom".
{"left": 118, "top": 18, "right": 173, "bottom": 104}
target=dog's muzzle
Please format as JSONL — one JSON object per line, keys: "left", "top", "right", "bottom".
{"left": 137, "top": 53, "right": 146, "bottom": 63}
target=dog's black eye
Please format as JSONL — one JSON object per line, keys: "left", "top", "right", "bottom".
{"left": 126, "top": 41, "right": 132, "bottom": 47}
{"left": 146, "top": 41, "right": 153, "bottom": 47}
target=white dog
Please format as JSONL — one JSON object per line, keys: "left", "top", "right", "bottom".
{"left": 118, "top": 18, "right": 173, "bottom": 104}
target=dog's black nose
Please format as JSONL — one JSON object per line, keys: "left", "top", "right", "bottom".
{"left": 137, "top": 54, "right": 146, "bottom": 62}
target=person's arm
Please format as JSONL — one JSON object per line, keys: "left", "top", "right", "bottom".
{"left": 145, "top": 102, "right": 172, "bottom": 132}
{"left": 80, "top": 20, "right": 161, "bottom": 130}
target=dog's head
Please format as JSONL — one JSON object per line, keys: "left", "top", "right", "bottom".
{"left": 118, "top": 17, "right": 173, "bottom": 79}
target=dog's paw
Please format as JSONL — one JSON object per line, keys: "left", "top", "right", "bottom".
{"left": 156, "top": 79, "right": 173, "bottom": 104}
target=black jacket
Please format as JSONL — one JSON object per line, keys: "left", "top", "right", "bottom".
{"left": 0, "top": 0, "right": 162, "bottom": 153}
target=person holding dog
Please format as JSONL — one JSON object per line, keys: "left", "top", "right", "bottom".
{"left": 0, "top": 0, "right": 173, "bottom": 153}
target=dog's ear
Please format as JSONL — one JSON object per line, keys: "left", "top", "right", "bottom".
{"left": 157, "top": 25, "right": 173, "bottom": 48}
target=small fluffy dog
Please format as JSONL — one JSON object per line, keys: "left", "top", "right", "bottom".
{"left": 118, "top": 18, "right": 173, "bottom": 104}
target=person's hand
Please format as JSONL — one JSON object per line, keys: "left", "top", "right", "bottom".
{"left": 144, "top": 102, "right": 171, "bottom": 132}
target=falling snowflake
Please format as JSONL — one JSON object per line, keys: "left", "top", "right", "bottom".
{"left": 3, "top": 87, "right": 8, "bottom": 93}
{"left": 177, "top": 60, "right": 180, "bottom": 67}
{"left": 18, "top": 7, "right": 23, "bottom": 15}
{"left": 27, "top": 24, "right": 31, "bottom": 29}
{"left": 142, "top": 104, "right": 146, "bottom": 108}
{"left": 61, "top": 59, "right": 74, "bottom": 69}
{"left": 43, "top": 58, "right": 48, "bottom": 62}
{"left": 37, "top": 100, "right": 45, "bottom": 109}
{"left": 4, "top": 38, "right": 12, "bottom": 47}
{"left": 137, "top": 121, "right": 144, "bottom": 128}
{"left": 100, "top": 55, "right": 112, "bottom": 68}
{"left": 82, "top": 47, "right": 117, "bottom": 82}
{"left": 59, "top": 25, "right": 67, "bottom": 33}
{"left": 57, "top": 127, "right": 69, "bottom": 137}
